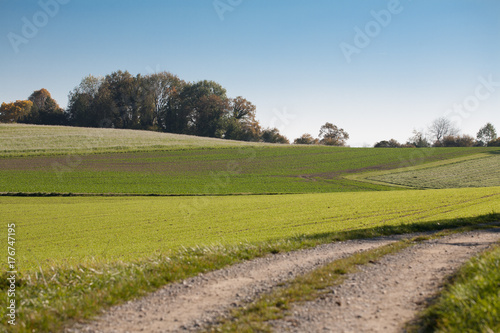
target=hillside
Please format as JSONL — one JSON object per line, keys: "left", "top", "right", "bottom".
{"left": 0, "top": 123, "right": 259, "bottom": 157}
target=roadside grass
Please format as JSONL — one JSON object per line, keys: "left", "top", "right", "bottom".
{"left": 1, "top": 214, "right": 499, "bottom": 333}
{"left": 203, "top": 224, "right": 499, "bottom": 332}
{"left": 1, "top": 146, "right": 496, "bottom": 195}
{"left": 409, "top": 242, "right": 500, "bottom": 333}
{"left": 367, "top": 154, "right": 500, "bottom": 189}
{"left": 4, "top": 187, "right": 499, "bottom": 270}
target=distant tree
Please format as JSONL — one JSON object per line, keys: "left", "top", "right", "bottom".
{"left": 374, "top": 139, "right": 401, "bottom": 148}
{"left": 224, "top": 96, "right": 261, "bottom": 141}
{"left": 406, "top": 130, "right": 430, "bottom": 148}
{"left": 440, "top": 135, "right": 475, "bottom": 147}
{"left": 476, "top": 123, "right": 497, "bottom": 146}
{"left": 318, "top": 123, "right": 349, "bottom": 146}
{"left": 67, "top": 75, "right": 104, "bottom": 127}
{"left": 0, "top": 100, "right": 33, "bottom": 123}
{"left": 24, "top": 89, "right": 66, "bottom": 125}
{"left": 144, "top": 72, "right": 185, "bottom": 131}
{"left": 294, "top": 133, "right": 319, "bottom": 145}
{"left": 178, "top": 80, "right": 230, "bottom": 137}
{"left": 428, "top": 117, "right": 459, "bottom": 145}
{"left": 261, "top": 128, "right": 289, "bottom": 144}
{"left": 488, "top": 137, "right": 500, "bottom": 147}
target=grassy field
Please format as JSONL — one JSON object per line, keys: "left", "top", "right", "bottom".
{"left": 1, "top": 145, "right": 496, "bottom": 194}
{"left": 5, "top": 187, "right": 499, "bottom": 271}
{"left": 1, "top": 124, "right": 499, "bottom": 332}
{"left": 1, "top": 189, "right": 499, "bottom": 332}
{"left": 0, "top": 123, "right": 257, "bottom": 157}
{"left": 369, "top": 153, "right": 500, "bottom": 189}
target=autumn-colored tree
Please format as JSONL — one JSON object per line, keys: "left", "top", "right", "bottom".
{"left": 25, "top": 89, "right": 66, "bottom": 125}
{"left": 294, "top": 133, "right": 318, "bottom": 145}
{"left": 318, "top": 123, "right": 349, "bottom": 146}
{"left": 0, "top": 100, "right": 33, "bottom": 123}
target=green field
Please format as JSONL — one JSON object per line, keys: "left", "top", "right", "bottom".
{"left": 1, "top": 124, "right": 500, "bottom": 332}
{"left": 369, "top": 153, "right": 500, "bottom": 189}
{"left": 5, "top": 187, "right": 498, "bottom": 271}
{"left": 1, "top": 146, "right": 496, "bottom": 195}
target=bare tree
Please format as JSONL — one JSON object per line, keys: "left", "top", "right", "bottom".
{"left": 428, "top": 117, "right": 459, "bottom": 144}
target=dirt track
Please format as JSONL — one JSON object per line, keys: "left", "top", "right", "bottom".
{"left": 69, "top": 228, "right": 500, "bottom": 333}
{"left": 271, "top": 228, "right": 500, "bottom": 332}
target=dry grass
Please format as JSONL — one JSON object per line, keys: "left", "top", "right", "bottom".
{"left": 0, "top": 124, "right": 258, "bottom": 156}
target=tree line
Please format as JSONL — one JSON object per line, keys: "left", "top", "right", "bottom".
{"left": 0, "top": 70, "right": 289, "bottom": 143}
{"left": 0, "top": 72, "right": 498, "bottom": 147}
{"left": 373, "top": 118, "right": 499, "bottom": 148}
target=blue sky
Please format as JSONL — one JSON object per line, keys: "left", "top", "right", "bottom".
{"left": 1, "top": 0, "right": 499, "bottom": 146}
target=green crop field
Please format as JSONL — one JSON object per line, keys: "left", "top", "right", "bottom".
{"left": 5, "top": 187, "right": 499, "bottom": 271}
{"left": 368, "top": 153, "right": 500, "bottom": 189}
{"left": 1, "top": 145, "right": 496, "bottom": 195}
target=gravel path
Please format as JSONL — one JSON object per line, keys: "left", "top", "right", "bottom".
{"left": 270, "top": 228, "right": 500, "bottom": 333}
{"left": 69, "top": 235, "right": 411, "bottom": 333}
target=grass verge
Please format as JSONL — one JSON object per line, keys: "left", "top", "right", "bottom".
{"left": 1, "top": 214, "right": 499, "bottom": 333}
{"left": 205, "top": 224, "right": 500, "bottom": 333}
{"left": 409, "top": 243, "right": 500, "bottom": 333}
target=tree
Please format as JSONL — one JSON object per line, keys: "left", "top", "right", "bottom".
{"left": 179, "top": 80, "right": 230, "bottom": 137}
{"left": 318, "top": 123, "right": 349, "bottom": 146}
{"left": 428, "top": 117, "right": 459, "bottom": 145}
{"left": 25, "top": 89, "right": 66, "bottom": 125}
{"left": 0, "top": 100, "right": 33, "bottom": 123}
{"left": 294, "top": 133, "right": 319, "bottom": 145}
{"left": 440, "top": 135, "right": 475, "bottom": 147}
{"left": 374, "top": 139, "right": 401, "bottom": 148}
{"left": 476, "top": 123, "right": 497, "bottom": 146}
{"left": 406, "top": 130, "right": 430, "bottom": 148}
{"left": 67, "top": 75, "right": 104, "bottom": 127}
{"left": 224, "top": 97, "right": 261, "bottom": 141}
{"left": 488, "top": 137, "right": 500, "bottom": 147}
{"left": 144, "top": 72, "right": 185, "bottom": 131}
{"left": 261, "top": 128, "right": 289, "bottom": 144}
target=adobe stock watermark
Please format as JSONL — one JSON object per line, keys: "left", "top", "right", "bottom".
{"left": 339, "top": 0, "right": 407, "bottom": 64}
{"left": 7, "top": 0, "right": 70, "bottom": 54}
{"left": 444, "top": 75, "right": 500, "bottom": 127}
{"left": 269, "top": 106, "right": 296, "bottom": 134}
{"left": 213, "top": 0, "right": 243, "bottom": 21}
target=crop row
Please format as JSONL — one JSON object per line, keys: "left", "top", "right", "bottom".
{"left": 369, "top": 154, "right": 500, "bottom": 189}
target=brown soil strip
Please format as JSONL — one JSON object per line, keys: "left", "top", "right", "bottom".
{"left": 68, "top": 235, "right": 410, "bottom": 333}
{"left": 270, "top": 228, "right": 500, "bottom": 333}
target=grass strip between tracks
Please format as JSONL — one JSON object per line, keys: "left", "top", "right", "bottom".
{"left": 205, "top": 224, "right": 500, "bottom": 333}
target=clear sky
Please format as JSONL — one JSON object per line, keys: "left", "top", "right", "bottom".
{"left": 1, "top": 0, "right": 499, "bottom": 146}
